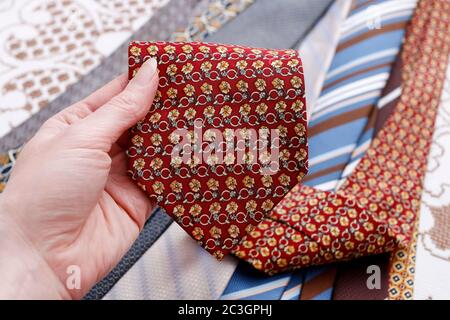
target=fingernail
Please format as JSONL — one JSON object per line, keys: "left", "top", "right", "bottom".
{"left": 131, "top": 58, "right": 158, "bottom": 87}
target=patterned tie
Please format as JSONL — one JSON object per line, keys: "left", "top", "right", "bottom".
{"left": 223, "top": 0, "right": 416, "bottom": 300}
{"left": 126, "top": 41, "right": 308, "bottom": 259}
{"left": 232, "top": 0, "right": 450, "bottom": 275}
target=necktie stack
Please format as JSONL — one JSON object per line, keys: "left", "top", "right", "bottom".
{"left": 292, "top": 0, "right": 418, "bottom": 300}
{"left": 232, "top": 0, "right": 450, "bottom": 274}
{"left": 222, "top": 0, "right": 422, "bottom": 299}
{"left": 127, "top": 42, "right": 308, "bottom": 259}
{"left": 124, "top": 0, "right": 449, "bottom": 298}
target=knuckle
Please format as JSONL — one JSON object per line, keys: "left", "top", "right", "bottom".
{"left": 109, "top": 91, "right": 142, "bottom": 122}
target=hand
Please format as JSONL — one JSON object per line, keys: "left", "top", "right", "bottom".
{"left": 0, "top": 58, "right": 159, "bottom": 299}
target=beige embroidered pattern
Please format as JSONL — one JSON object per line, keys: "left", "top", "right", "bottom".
{"left": 127, "top": 41, "right": 308, "bottom": 259}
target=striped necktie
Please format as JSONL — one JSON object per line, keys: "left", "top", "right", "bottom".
{"left": 221, "top": 0, "right": 417, "bottom": 300}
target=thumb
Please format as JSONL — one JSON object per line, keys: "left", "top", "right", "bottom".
{"left": 74, "top": 58, "right": 159, "bottom": 151}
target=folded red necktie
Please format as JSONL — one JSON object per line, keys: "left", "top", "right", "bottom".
{"left": 127, "top": 41, "right": 308, "bottom": 259}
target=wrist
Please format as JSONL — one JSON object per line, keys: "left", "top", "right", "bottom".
{"left": 0, "top": 196, "right": 71, "bottom": 299}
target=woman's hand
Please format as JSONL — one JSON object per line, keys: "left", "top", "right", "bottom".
{"left": 0, "top": 58, "right": 158, "bottom": 299}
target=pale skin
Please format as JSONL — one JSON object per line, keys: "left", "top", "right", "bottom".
{"left": 0, "top": 58, "right": 159, "bottom": 299}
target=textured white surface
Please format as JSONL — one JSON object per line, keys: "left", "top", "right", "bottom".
{"left": 0, "top": 0, "right": 170, "bottom": 137}
{"left": 414, "top": 62, "right": 450, "bottom": 300}
{"left": 299, "top": 0, "right": 352, "bottom": 120}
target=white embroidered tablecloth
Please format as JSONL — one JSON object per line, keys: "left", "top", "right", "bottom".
{"left": 0, "top": 0, "right": 170, "bottom": 138}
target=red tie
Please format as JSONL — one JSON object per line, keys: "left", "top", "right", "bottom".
{"left": 232, "top": 0, "right": 450, "bottom": 274}
{"left": 127, "top": 42, "right": 309, "bottom": 259}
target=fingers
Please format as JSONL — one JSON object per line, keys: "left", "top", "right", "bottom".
{"left": 74, "top": 58, "right": 159, "bottom": 151}
{"left": 50, "top": 74, "right": 129, "bottom": 126}
{"left": 107, "top": 151, "right": 156, "bottom": 230}
{"left": 82, "top": 74, "right": 129, "bottom": 109}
